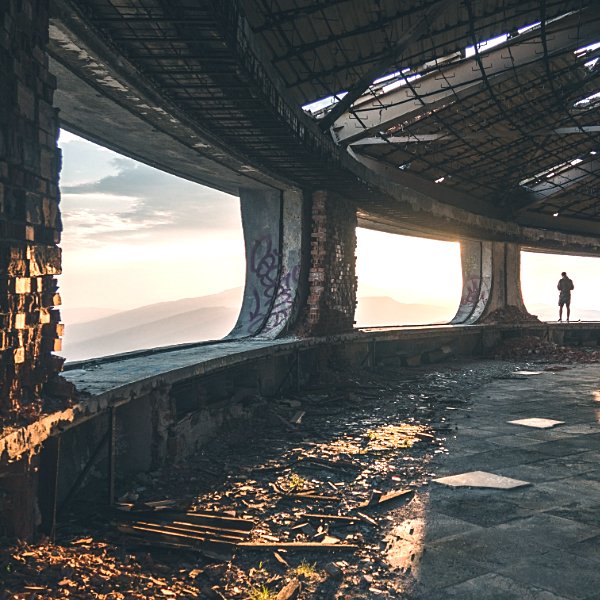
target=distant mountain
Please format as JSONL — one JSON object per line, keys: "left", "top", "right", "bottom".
{"left": 61, "top": 287, "right": 243, "bottom": 361}
{"left": 61, "top": 291, "right": 456, "bottom": 362}
{"left": 62, "top": 305, "right": 239, "bottom": 361}
{"left": 356, "top": 296, "right": 454, "bottom": 327}
{"left": 59, "top": 306, "right": 121, "bottom": 325}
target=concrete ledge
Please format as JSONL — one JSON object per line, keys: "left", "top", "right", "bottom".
{"left": 2, "top": 322, "right": 600, "bottom": 463}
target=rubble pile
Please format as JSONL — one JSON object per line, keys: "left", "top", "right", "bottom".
{"left": 489, "top": 335, "right": 600, "bottom": 363}
{"left": 480, "top": 306, "right": 541, "bottom": 324}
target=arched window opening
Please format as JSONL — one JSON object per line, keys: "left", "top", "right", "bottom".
{"left": 355, "top": 229, "right": 462, "bottom": 327}
{"left": 58, "top": 131, "right": 245, "bottom": 361}
{"left": 521, "top": 251, "right": 600, "bottom": 322}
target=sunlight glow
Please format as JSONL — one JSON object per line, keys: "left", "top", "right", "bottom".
{"left": 355, "top": 229, "right": 461, "bottom": 327}
{"left": 521, "top": 251, "right": 600, "bottom": 321}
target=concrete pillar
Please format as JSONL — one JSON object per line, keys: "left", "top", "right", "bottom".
{"left": 229, "top": 188, "right": 308, "bottom": 338}
{"left": 452, "top": 241, "right": 527, "bottom": 324}
{"left": 0, "top": 0, "right": 63, "bottom": 537}
{"left": 297, "top": 190, "right": 357, "bottom": 336}
{"left": 231, "top": 188, "right": 357, "bottom": 338}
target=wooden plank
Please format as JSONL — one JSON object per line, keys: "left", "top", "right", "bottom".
{"left": 184, "top": 511, "right": 256, "bottom": 531}
{"left": 134, "top": 521, "right": 247, "bottom": 543}
{"left": 276, "top": 579, "right": 301, "bottom": 600}
{"left": 355, "top": 488, "right": 414, "bottom": 511}
{"left": 302, "top": 513, "right": 359, "bottom": 523}
{"left": 238, "top": 542, "right": 358, "bottom": 550}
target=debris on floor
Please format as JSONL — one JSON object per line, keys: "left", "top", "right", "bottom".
{"left": 489, "top": 335, "right": 600, "bottom": 363}
{"left": 0, "top": 357, "right": 581, "bottom": 598}
{"left": 479, "top": 306, "right": 541, "bottom": 324}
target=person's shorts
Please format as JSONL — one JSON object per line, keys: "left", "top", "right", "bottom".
{"left": 559, "top": 293, "right": 571, "bottom": 307}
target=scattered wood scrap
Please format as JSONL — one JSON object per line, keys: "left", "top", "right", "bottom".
{"left": 115, "top": 509, "right": 256, "bottom": 560}
{"left": 238, "top": 542, "right": 359, "bottom": 550}
{"left": 355, "top": 488, "right": 414, "bottom": 511}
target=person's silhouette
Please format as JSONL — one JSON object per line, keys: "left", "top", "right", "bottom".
{"left": 557, "top": 272, "right": 574, "bottom": 322}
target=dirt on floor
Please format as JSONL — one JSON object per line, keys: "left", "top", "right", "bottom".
{"left": 1, "top": 347, "right": 598, "bottom": 599}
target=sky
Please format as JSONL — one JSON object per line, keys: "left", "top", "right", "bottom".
{"left": 58, "top": 131, "right": 245, "bottom": 310}
{"left": 57, "top": 131, "right": 600, "bottom": 322}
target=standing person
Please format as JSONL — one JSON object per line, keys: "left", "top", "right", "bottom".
{"left": 557, "top": 272, "right": 574, "bottom": 322}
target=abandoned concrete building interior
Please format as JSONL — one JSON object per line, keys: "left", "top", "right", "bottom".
{"left": 2, "top": 0, "right": 600, "bottom": 597}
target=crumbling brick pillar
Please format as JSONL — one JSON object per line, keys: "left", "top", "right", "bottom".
{"left": 298, "top": 190, "right": 357, "bottom": 336}
{"left": 0, "top": 0, "right": 63, "bottom": 422}
{"left": 452, "top": 241, "right": 531, "bottom": 324}
{"left": 0, "top": 0, "right": 63, "bottom": 538}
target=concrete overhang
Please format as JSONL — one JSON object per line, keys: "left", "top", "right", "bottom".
{"left": 48, "top": 0, "right": 600, "bottom": 255}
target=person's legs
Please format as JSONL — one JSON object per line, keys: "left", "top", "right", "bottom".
{"left": 566, "top": 300, "right": 571, "bottom": 322}
{"left": 559, "top": 301, "right": 564, "bottom": 321}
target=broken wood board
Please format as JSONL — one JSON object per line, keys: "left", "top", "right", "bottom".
{"left": 355, "top": 488, "right": 414, "bottom": 511}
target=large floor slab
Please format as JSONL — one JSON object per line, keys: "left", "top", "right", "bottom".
{"left": 413, "top": 364, "right": 600, "bottom": 599}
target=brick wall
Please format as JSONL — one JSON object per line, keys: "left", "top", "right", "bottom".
{"left": 0, "top": 0, "right": 63, "bottom": 422}
{"left": 301, "top": 190, "right": 357, "bottom": 335}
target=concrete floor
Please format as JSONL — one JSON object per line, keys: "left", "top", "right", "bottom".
{"left": 410, "top": 364, "right": 600, "bottom": 599}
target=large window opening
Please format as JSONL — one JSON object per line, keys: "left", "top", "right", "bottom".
{"left": 521, "top": 251, "right": 600, "bottom": 322}
{"left": 355, "top": 229, "right": 462, "bottom": 327}
{"left": 58, "top": 131, "right": 245, "bottom": 362}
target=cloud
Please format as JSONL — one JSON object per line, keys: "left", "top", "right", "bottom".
{"left": 60, "top": 156, "right": 241, "bottom": 246}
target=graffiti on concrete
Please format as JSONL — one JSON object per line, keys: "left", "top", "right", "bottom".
{"left": 246, "top": 235, "right": 299, "bottom": 334}
{"left": 460, "top": 276, "right": 489, "bottom": 307}
{"left": 262, "top": 264, "right": 300, "bottom": 333}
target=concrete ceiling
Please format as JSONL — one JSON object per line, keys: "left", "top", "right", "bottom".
{"left": 47, "top": 0, "right": 600, "bottom": 251}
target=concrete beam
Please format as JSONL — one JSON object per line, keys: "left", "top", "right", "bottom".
{"left": 332, "top": 8, "right": 600, "bottom": 145}
{"left": 48, "top": 5, "right": 286, "bottom": 194}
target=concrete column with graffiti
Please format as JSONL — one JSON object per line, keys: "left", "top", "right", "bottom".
{"left": 452, "top": 241, "right": 528, "bottom": 324}
{"left": 228, "top": 188, "right": 307, "bottom": 338}
{"left": 451, "top": 241, "right": 492, "bottom": 324}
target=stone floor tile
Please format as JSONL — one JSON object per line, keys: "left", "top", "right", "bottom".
{"left": 488, "top": 435, "right": 546, "bottom": 448}
{"left": 548, "top": 505, "right": 600, "bottom": 529}
{"left": 508, "top": 418, "right": 565, "bottom": 428}
{"left": 427, "top": 491, "right": 534, "bottom": 526}
{"left": 433, "top": 573, "right": 571, "bottom": 600}
{"left": 497, "top": 547, "right": 600, "bottom": 599}
{"left": 409, "top": 545, "right": 491, "bottom": 590}
{"left": 433, "top": 470, "right": 530, "bottom": 489}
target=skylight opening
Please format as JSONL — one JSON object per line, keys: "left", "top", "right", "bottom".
{"left": 302, "top": 92, "right": 347, "bottom": 115}
{"left": 585, "top": 57, "right": 599, "bottom": 70}
{"left": 381, "top": 73, "right": 422, "bottom": 94}
{"left": 574, "top": 90, "right": 600, "bottom": 109}
{"left": 465, "top": 33, "right": 508, "bottom": 58}
{"left": 519, "top": 156, "right": 583, "bottom": 187}
{"left": 575, "top": 41, "right": 600, "bottom": 56}
{"left": 518, "top": 21, "right": 541, "bottom": 35}
{"left": 373, "top": 71, "right": 402, "bottom": 85}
